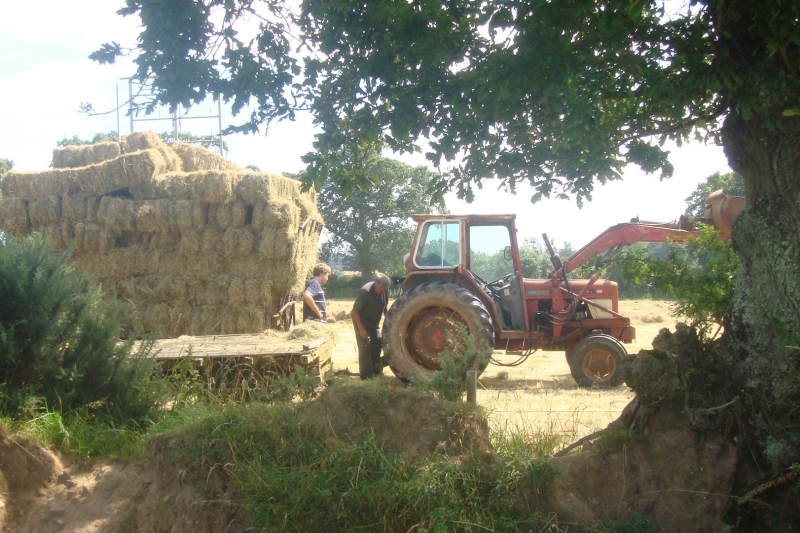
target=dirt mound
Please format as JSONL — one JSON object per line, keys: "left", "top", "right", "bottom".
{"left": 545, "top": 400, "right": 738, "bottom": 531}
{"left": 296, "top": 386, "right": 492, "bottom": 458}
{"left": 0, "top": 431, "right": 144, "bottom": 533}
{"left": 122, "top": 435, "right": 243, "bottom": 533}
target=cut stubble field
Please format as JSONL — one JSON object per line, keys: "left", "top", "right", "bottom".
{"left": 325, "top": 298, "right": 676, "bottom": 443}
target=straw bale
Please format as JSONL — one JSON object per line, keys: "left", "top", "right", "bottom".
{"left": 172, "top": 200, "right": 194, "bottom": 232}
{"left": 99, "top": 229, "right": 114, "bottom": 254}
{"left": 230, "top": 199, "right": 247, "bottom": 228}
{"left": 201, "top": 229, "right": 224, "bottom": 254}
{"left": 192, "top": 201, "right": 207, "bottom": 230}
{"left": 154, "top": 276, "right": 188, "bottom": 301}
{"left": 228, "top": 278, "right": 245, "bottom": 305}
{"left": 0, "top": 198, "right": 30, "bottom": 232}
{"left": 244, "top": 279, "right": 266, "bottom": 306}
{"left": 193, "top": 171, "right": 236, "bottom": 203}
{"left": 61, "top": 195, "right": 88, "bottom": 222}
{"left": 236, "top": 174, "right": 272, "bottom": 204}
{"left": 212, "top": 202, "right": 232, "bottom": 229}
{"left": 263, "top": 199, "right": 299, "bottom": 230}
{"left": 28, "top": 196, "right": 60, "bottom": 228}
{"left": 154, "top": 200, "right": 172, "bottom": 233}
{"left": 151, "top": 232, "right": 179, "bottom": 250}
{"left": 189, "top": 306, "right": 224, "bottom": 335}
{"left": 257, "top": 230, "right": 277, "bottom": 257}
{"left": 52, "top": 142, "right": 122, "bottom": 169}
{"left": 67, "top": 150, "right": 168, "bottom": 197}
{"left": 134, "top": 201, "right": 159, "bottom": 233}
{"left": 121, "top": 131, "right": 165, "bottom": 153}
{"left": 98, "top": 197, "right": 135, "bottom": 234}
{"left": 250, "top": 203, "right": 266, "bottom": 230}
{"left": 179, "top": 231, "right": 201, "bottom": 255}
{"left": 39, "top": 224, "right": 65, "bottom": 250}
{"left": 151, "top": 173, "right": 194, "bottom": 200}
{"left": 197, "top": 277, "right": 230, "bottom": 306}
{"left": 82, "top": 224, "right": 102, "bottom": 252}
{"left": 1, "top": 169, "right": 73, "bottom": 199}
{"left": 223, "top": 228, "right": 255, "bottom": 256}
{"left": 171, "top": 143, "right": 239, "bottom": 172}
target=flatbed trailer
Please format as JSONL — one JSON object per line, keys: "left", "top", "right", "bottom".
{"left": 149, "top": 332, "right": 335, "bottom": 380}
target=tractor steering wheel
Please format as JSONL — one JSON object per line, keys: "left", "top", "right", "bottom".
{"left": 486, "top": 273, "right": 514, "bottom": 291}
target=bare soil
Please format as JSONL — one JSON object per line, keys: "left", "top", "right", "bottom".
{"left": 1, "top": 299, "right": 710, "bottom": 533}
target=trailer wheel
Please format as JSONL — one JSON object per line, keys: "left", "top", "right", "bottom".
{"left": 567, "top": 334, "right": 629, "bottom": 388}
{"left": 382, "top": 282, "right": 494, "bottom": 381}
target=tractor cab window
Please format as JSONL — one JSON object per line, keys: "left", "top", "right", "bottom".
{"left": 415, "top": 221, "right": 460, "bottom": 268}
{"left": 468, "top": 225, "right": 513, "bottom": 281}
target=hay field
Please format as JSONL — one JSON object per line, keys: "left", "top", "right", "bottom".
{"left": 325, "top": 299, "right": 677, "bottom": 440}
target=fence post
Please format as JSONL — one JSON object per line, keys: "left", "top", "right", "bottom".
{"left": 466, "top": 369, "right": 477, "bottom": 405}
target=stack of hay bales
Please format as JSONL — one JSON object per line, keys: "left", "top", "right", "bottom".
{"left": 0, "top": 132, "right": 323, "bottom": 337}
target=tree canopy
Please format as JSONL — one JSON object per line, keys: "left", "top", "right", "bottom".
{"left": 300, "top": 153, "right": 445, "bottom": 279}
{"left": 94, "top": 0, "right": 798, "bottom": 204}
{"left": 0, "top": 158, "right": 12, "bottom": 178}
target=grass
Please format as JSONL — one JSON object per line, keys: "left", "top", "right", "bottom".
{"left": 2, "top": 367, "right": 573, "bottom": 532}
{"left": 166, "top": 397, "right": 558, "bottom": 532}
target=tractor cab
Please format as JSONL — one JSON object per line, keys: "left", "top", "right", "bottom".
{"left": 405, "top": 214, "right": 527, "bottom": 332}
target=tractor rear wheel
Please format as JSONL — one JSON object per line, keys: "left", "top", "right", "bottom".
{"left": 567, "top": 334, "right": 629, "bottom": 388}
{"left": 382, "top": 282, "right": 494, "bottom": 381}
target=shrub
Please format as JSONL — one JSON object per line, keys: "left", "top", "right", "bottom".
{"left": 0, "top": 233, "right": 160, "bottom": 421}
{"left": 424, "top": 323, "right": 488, "bottom": 402}
{"left": 603, "top": 224, "right": 739, "bottom": 336}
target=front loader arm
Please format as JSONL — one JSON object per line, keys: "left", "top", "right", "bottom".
{"left": 556, "top": 220, "right": 698, "bottom": 276}
{"left": 553, "top": 191, "right": 747, "bottom": 276}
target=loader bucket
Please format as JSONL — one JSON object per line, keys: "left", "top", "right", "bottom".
{"left": 702, "top": 190, "right": 747, "bottom": 240}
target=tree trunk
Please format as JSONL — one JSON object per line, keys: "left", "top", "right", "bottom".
{"left": 719, "top": 112, "right": 800, "bottom": 470}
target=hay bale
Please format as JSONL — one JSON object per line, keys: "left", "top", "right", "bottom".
{"left": 98, "top": 197, "right": 135, "bottom": 234}
{"left": 172, "top": 200, "right": 194, "bottom": 232}
{"left": 223, "top": 228, "right": 255, "bottom": 256}
{"left": 201, "top": 229, "right": 224, "bottom": 254}
{"left": 0, "top": 198, "right": 30, "bottom": 232}
{"left": 28, "top": 197, "right": 60, "bottom": 228}
{"left": 99, "top": 229, "right": 114, "bottom": 254}
{"left": 153, "top": 200, "right": 172, "bottom": 233}
{"left": 264, "top": 200, "right": 299, "bottom": 230}
{"left": 171, "top": 143, "right": 239, "bottom": 172}
{"left": 193, "top": 171, "right": 236, "bottom": 203}
{"left": 192, "top": 201, "right": 207, "bottom": 230}
{"left": 230, "top": 199, "right": 247, "bottom": 228}
{"left": 52, "top": 142, "right": 122, "bottom": 169}
{"left": 228, "top": 278, "right": 245, "bottom": 305}
{"left": 244, "top": 279, "right": 265, "bottom": 306}
{"left": 82, "top": 224, "right": 102, "bottom": 252}
{"left": 2, "top": 135, "right": 324, "bottom": 337}
{"left": 121, "top": 131, "right": 164, "bottom": 153}
{"left": 134, "top": 201, "right": 159, "bottom": 233}
{"left": 178, "top": 231, "right": 201, "bottom": 255}
{"left": 61, "top": 195, "right": 88, "bottom": 222}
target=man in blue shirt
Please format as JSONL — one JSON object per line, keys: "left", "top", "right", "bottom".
{"left": 303, "top": 263, "right": 331, "bottom": 322}
{"left": 351, "top": 273, "right": 390, "bottom": 379}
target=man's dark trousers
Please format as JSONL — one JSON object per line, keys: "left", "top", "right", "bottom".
{"left": 355, "top": 325, "right": 382, "bottom": 379}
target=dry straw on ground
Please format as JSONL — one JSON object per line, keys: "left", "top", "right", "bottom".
{"left": 0, "top": 131, "right": 323, "bottom": 337}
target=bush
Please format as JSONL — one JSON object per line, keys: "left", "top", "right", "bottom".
{"left": 602, "top": 225, "right": 739, "bottom": 335}
{"left": 424, "top": 323, "right": 489, "bottom": 402}
{"left": 0, "top": 233, "right": 160, "bottom": 421}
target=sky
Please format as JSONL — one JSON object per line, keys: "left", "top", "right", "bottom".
{"left": 0, "top": 1, "right": 733, "bottom": 249}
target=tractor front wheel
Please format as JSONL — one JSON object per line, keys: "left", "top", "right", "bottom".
{"left": 567, "top": 334, "right": 629, "bottom": 388}
{"left": 382, "top": 282, "right": 494, "bottom": 381}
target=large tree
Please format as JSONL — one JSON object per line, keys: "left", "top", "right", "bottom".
{"left": 301, "top": 153, "right": 445, "bottom": 280}
{"left": 97, "top": 0, "right": 800, "bottom": 511}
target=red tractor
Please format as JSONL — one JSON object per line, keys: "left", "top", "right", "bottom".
{"left": 382, "top": 192, "right": 746, "bottom": 387}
